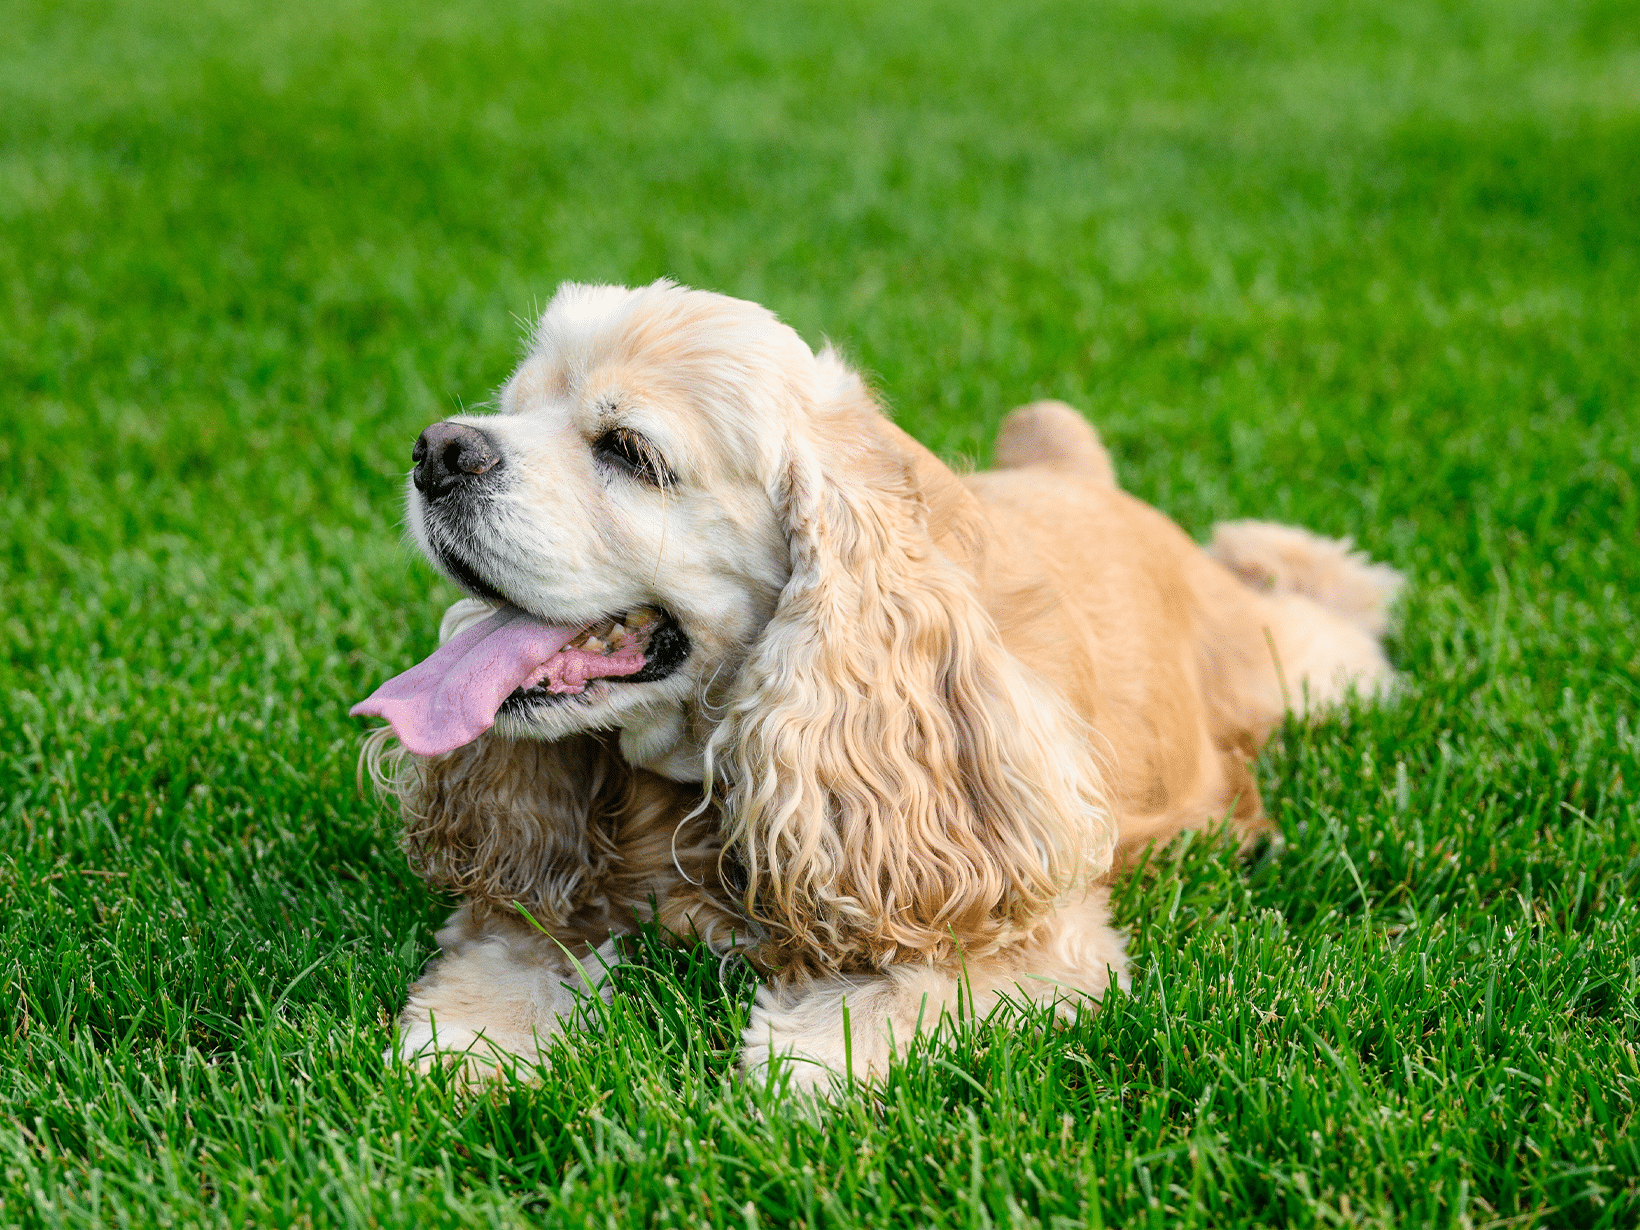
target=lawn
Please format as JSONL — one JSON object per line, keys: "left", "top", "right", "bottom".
{"left": 2, "top": 0, "right": 1638, "bottom": 1224}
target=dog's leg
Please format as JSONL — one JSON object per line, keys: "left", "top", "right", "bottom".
{"left": 394, "top": 902, "right": 619, "bottom": 1078}
{"left": 992, "top": 400, "right": 1118, "bottom": 486}
{"left": 1206, "top": 520, "right": 1403, "bottom": 711}
{"left": 1208, "top": 519, "right": 1403, "bottom": 638}
{"left": 741, "top": 890, "right": 1127, "bottom": 1092}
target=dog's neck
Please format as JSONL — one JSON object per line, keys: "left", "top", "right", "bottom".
{"left": 874, "top": 419, "right": 997, "bottom": 588}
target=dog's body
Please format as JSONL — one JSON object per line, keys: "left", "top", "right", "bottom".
{"left": 357, "top": 281, "right": 1399, "bottom": 1086}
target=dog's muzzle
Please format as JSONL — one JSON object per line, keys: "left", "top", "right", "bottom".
{"left": 413, "top": 422, "right": 501, "bottom": 503}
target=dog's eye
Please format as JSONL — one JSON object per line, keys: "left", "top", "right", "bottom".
{"left": 593, "top": 427, "right": 675, "bottom": 488}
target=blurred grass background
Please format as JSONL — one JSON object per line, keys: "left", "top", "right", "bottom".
{"left": 1, "top": 0, "right": 1637, "bottom": 1225}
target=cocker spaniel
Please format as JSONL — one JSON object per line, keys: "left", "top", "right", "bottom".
{"left": 355, "top": 279, "right": 1401, "bottom": 1087}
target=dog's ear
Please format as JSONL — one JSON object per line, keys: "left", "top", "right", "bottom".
{"left": 707, "top": 352, "right": 1115, "bottom": 974}
{"left": 364, "top": 728, "right": 625, "bottom": 927}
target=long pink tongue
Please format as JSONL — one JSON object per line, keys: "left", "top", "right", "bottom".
{"left": 350, "top": 607, "right": 582, "bottom": 756}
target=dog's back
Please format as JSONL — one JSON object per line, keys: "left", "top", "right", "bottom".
{"left": 970, "top": 402, "right": 1400, "bottom": 857}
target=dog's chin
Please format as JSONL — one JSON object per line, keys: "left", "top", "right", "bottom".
{"left": 490, "top": 670, "right": 697, "bottom": 748}
{"left": 490, "top": 684, "right": 627, "bottom": 742}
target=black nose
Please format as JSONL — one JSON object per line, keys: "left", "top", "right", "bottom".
{"left": 412, "top": 422, "right": 501, "bottom": 501}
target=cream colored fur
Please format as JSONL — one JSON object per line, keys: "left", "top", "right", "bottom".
{"left": 362, "top": 280, "right": 1402, "bottom": 1090}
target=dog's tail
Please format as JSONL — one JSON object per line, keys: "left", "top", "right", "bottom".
{"left": 1208, "top": 519, "right": 1403, "bottom": 638}
{"left": 993, "top": 401, "right": 1118, "bottom": 487}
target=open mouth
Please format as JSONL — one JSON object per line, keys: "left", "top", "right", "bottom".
{"left": 350, "top": 600, "right": 692, "bottom": 757}
{"left": 423, "top": 541, "right": 691, "bottom": 692}
{"left": 499, "top": 605, "right": 691, "bottom": 711}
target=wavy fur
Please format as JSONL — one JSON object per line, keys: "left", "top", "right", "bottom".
{"left": 706, "top": 356, "right": 1113, "bottom": 974}
{"left": 364, "top": 725, "right": 738, "bottom": 951}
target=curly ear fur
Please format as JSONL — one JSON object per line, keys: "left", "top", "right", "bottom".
{"left": 364, "top": 725, "right": 742, "bottom": 950}
{"left": 706, "top": 353, "right": 1115, "bottom": 975}
{"left": 364, "top": 726, "right": 628, "bottom": 929}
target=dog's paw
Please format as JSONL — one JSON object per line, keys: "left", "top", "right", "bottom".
{"left": 389, "top": 1019, "right": 538, "bottom": 1084}
{"left": 386, "top": 936, "right": 622, "bottom": 1081}
{"left": 740, "top": 976, "right": 923, "bottom": 1093}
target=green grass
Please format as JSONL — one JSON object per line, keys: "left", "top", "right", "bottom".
{"left": 3, "top": 0, "right": 1638, "bottom": 1224}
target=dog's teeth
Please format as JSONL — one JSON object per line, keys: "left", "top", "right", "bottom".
{"left": 568, "top": 620, "right": 615, "bottom": 650}
{"left": 556, "top": 610, "right": 660, "bottom": 657}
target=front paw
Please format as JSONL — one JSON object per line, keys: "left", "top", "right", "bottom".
{"left": 741, "top": 978, "right": 918, "bottom": 1092}
{"left": 392, "top": 1007, "right": 536, "bottom": 1082}
{"left": 740, "top": 993, "right": 842, "bottom": 1094}
{"left": 387, "top": 936, "right": 620, "bottom": 1080}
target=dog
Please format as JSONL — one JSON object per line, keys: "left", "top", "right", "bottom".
{"left": 354, "top": 279, "right": 1401, "bottom": 1087}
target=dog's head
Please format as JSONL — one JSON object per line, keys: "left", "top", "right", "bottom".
{"left": 362, "top": 281, "right": 801, "bottom": 778}
{"left": 359, "top": 280, "right": 1111, "bottom": 970}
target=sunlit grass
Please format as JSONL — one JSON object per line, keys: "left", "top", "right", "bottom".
{"left": 2, "top": 0, "right": 1637, "bottom": 1224}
